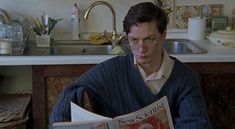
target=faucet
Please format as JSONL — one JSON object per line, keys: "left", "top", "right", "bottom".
{"left": 84, "top": 1, "right": 121, "bottom": 47}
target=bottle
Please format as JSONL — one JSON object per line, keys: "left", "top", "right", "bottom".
{"left": 70, "top": 3, "right": 81, "bottom": 40}
{"left": 232, "top": 8, "right": 235, "bottom": 30}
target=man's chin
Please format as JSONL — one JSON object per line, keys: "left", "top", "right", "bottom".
{"left": 136, "top": 59, "right": 149, "bottom": 65}
{"left": 135, "top": 55, "right": 150, "bottom": 64}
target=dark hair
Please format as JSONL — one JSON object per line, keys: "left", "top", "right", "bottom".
{"left": 123, "top": 2, "right": 168, "bottom": 35}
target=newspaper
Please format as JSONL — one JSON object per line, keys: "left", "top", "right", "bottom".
{"left": 53, "top": 96, "right": 174, "bottom": 129}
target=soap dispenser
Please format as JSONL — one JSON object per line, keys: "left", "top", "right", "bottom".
{"left": 70, "top": 3, "right": 81, "bottom": 40}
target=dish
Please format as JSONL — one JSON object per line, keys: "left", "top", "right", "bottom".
{"left": 207, "top": 27, "right": 235, "bottom": 48}
{"left": 0, "top": 8, "right": 10, "bottom": 24}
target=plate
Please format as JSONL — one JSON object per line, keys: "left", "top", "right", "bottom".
{"left": 0, "top": 9, "right": 10, "bottom": 24}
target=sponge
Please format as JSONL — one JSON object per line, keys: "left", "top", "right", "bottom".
{"left": 111, "top": 45, "right": 125, "bottom": 55}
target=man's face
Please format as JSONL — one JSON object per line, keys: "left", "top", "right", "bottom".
{"left": 128, "top": 20, "right": 166, "bottom": 65}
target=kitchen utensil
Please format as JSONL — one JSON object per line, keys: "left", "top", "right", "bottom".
{"left": 201, "top": 4, "right": 210, "bottom": 19}
{"left": 207, "top": 27, "right": 235, "bottom": 47}
{"left": 48, "top": 17, "right": 62, "bottom": 35}
{"left": 33, "top": 15, "right": 62, "bottom": 36}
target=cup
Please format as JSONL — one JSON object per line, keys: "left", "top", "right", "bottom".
{"left": 0, "top": 39, "right": 12, "bottom": 55}
{"left": 36, "top": 35, "right": 50, "bottom": 47}
{"left": 188, "top": 17, "right": 206, "bottom": 40}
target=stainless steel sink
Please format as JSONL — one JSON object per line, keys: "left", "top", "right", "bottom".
{"left": 52, "top": 44, "right": 113, "bottom": 55}
{"left": 116, "top": 39, "right": 207, "bottom": 54}
{"left": 163, "top": 39, "right": 207, "bottom": 54}
{"left": 50, "top": 39, "right": 206, "bottom": 55}
{"left": 50, "top": 40, "right": 113, "bottom": 55}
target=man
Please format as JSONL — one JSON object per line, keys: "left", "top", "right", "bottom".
{"left": 50, "top": 2, "right": 212, "bottom": 129}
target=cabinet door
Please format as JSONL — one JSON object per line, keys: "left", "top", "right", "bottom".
{"left": 32, "top": 64, "right": 94, "bottom": 129}
{"left": 32, "top": 63, "right": 235, "bottom": 129}
{"left": 189, "top": 63, "right": 235, "bottom": 129}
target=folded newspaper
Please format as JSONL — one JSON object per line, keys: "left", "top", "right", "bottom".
{"left": 53, "top": 96, "right": 174, "bottom": 129}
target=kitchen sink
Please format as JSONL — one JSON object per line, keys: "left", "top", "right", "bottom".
{"left": 50, "top": 39, "right": 206, "bottom": 55}
{"left": 51, "top": 40, "right": 129, "bottom": 55}
{"left": 51, "top": 41, "right": 113, "bottom": 55}
{"left": 163, "top": 39, "right": 207, "bottom": 54}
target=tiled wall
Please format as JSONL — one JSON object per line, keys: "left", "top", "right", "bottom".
{"left": 172, "top": 4, "right": 223, "bottom": 29}
{"left": 0, "top": 0, "right": 234, "bottom": 39}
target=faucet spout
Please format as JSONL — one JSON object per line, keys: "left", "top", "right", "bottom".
{"left": 84, "top": 1, "right": 118, "bottom": 46}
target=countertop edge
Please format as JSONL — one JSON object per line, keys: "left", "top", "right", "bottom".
{"left": 1, "top": 39, "right": 235, "bottom": 65}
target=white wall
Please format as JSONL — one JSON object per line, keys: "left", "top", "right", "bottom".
{"left": 0, "top": 0, "right": 235, "bottom": 40}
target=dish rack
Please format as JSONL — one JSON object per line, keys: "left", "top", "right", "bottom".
{"left": 0, "top": 39, "right": 24, "bottom": 55}
{"left": 0, "top": 9, "right": 25, "bottom": 55}
{"left": 0, "top": 24, "right": 25, "bottom": 55}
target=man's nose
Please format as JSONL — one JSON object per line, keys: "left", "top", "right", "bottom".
{"left": 138, "top": 41, "right": 147, "bottom": 52}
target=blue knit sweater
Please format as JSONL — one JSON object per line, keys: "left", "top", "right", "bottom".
{"left": 50, "top": 54, "right": 212, "bottom": 129}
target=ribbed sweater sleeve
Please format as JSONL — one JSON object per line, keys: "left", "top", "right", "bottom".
{"left": 170, "top": 62, "right": 212, "bottom": 129}
{"left": 49, "top": 81, "right": 87, "bottom": 129}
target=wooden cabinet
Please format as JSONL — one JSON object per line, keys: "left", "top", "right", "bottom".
{"left": 32, "top": 63, "right": 235, "bottom": 129}
{"left": 189, "top": 63, "right": 235, "bottom": 129}
{"left": 32, "top": 64, "right": 94, "bottom": 129}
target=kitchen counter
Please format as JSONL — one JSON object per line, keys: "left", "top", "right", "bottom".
{"left": 0, "top": 39, "right": 235, "bottom": 66}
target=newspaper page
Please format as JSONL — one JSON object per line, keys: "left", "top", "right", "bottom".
{"left": 53, "top": 120, "right": 110, "bottom": 129}
{"left": 112, "top": 96, "right": 174, "bottom": 129}
{"left": 53, "top": 96, "right": 174, "bottom": 129}
{"left": 53, "top": 102, "right": 113, "bottom": 129}
{"left": 70, "top": 102, "right": 111, "bottom": 122}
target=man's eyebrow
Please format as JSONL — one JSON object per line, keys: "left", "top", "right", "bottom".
{"left": 128, "top": 36, "right": 136, "bottom": 39}
{"left": 144, "top": 34, "right": 156, "bottom": 39}
{"left": 128, "top": 34, "right": 156, "bottom": 39}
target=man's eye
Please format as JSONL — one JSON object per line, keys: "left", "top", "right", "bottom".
{"left": 144, "top": 37, "right": 155, "bottom": 43}
{"left": 129, "top": 38, "right": 138, "bottom": 43}
{"left": 148, "top": 37, "right": 155, "bottom": 41}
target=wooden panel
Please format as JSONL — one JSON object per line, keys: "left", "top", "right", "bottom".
{"left": 46, "top": 77, "right": 77, "bottom": 125}
{"left": 189, "top": 62, "right": 235, "bottom": 129}
{"left": 32, "top": 64, "right": 94, "bottom": 129}
{"left": 201, "top": 74, "right": 235, "bottom": 129}
{"left": 32, "top": 63, "right": 235, "bottom": 129}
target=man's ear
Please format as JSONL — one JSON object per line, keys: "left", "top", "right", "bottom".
{"left": 162, "top": 29, "right": 167, "bottom": 39}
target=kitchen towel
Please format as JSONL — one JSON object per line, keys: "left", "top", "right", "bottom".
{"left": 188, "top": 17, "right": 206, "bottom": 40}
